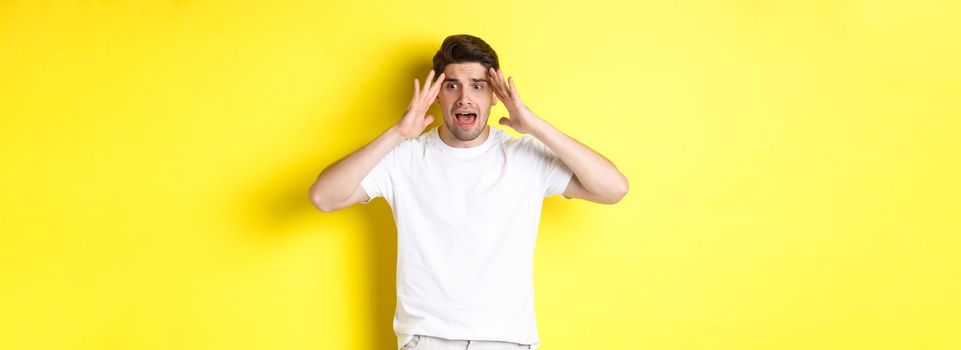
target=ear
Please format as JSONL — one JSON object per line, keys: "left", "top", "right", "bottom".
{"left": 491, "top": 92, "right": 498, "bottom": 106}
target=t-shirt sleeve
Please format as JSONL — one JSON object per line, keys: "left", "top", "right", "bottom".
{"left": 525, "top": 136, "right": 574, "bottom": 198}
{"left": 359, "top": 145, "right": 397, "bottom": 204}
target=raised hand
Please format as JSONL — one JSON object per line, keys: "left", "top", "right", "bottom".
{"left": 488, "top": 67, "right": 545, "bottom": 135}
{"left": 395, "top": 70, "right": 446, "bottom": 138}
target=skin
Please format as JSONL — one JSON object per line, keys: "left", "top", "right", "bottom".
{"left": 308, "top": 63, "right": 628, "bottom": 212}
{"left": 434, "top": 62, "right": 496, "bottom": 147}
{"left": 485, "top": 66, "right": 629, "bottom": 204}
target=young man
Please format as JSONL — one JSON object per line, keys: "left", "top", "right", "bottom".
{"left": 309, "top": 34, "right": 628, "bottom": 349}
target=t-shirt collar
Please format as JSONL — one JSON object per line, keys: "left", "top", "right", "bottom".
{"left": 429, "top": 125, "right": 500, "bottom": 159}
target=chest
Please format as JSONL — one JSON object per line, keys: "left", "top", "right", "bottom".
{"left": 395, "top": 150, "right": 541, "bottom": 218}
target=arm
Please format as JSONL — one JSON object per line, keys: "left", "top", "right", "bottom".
{"left": 488, "top": 68, "right": 628, "bottom": 204}
{"left": 308, "top": 70, "right": 446, "bottom": 212}
{"left": 308, "top": 126, "right": 403, "bottom": 212}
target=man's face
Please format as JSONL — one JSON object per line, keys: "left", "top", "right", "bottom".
{"left": 435, "top": 62, "right": 496, "bottom": 142}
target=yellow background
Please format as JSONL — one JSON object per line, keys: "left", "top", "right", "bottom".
{"left": 2, "top": 0, "right": 959, "bottom": 349}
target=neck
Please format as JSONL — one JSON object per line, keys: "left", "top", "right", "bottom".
{"left": 438, "top": 124, "right": 491, "bottom": 148}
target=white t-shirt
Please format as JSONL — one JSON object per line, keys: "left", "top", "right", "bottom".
{"left": 360, "top": 125, "right": 574, "bottom": 350}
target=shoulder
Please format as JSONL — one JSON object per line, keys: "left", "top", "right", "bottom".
{"left": 393, "top": 129, "right": 433, "bottom": 151}
{"left": 382, "top": 128, "right": 434, "bottom": 165}
{"left": 495, "top": 127, "right": 532, "bottom": 148}
{"left": 500, "top": 131, "right": 555, "bottom": 158}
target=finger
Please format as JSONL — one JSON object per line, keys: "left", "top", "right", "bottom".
{"left": 423, "top": 71, "right": 443, "bottom": 105}
{"left": 414, "top": 78, "right": 420, "bottom": 97}
{"left": 421, "top": 73, "right": 442, "bottom": 107}
{"left": 497, "top": 69, "right": 511, "bottom": 98}
{"left": 508, "top": 76, "right": 520, "bottom": 99}
{"left": 428, "top": 72, "right": 445, "bottom": 100}
{"left": 488, "top": 67, "right": 502, "bottom": 94}
{"left": 488, "top": 67, "right": 507, "bottom": 99}
{"left": 425, "top": 114, "right": 435, "bottom": 125}
{"left": 498, "top": 117, "right": 512, "bottom": 126}
{"left": 423, "top": 70, "right": 435, "bottom": 94}
{"left": 497, "top": 69, "right": 511, "bottom": 97}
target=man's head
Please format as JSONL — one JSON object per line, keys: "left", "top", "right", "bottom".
{"left": 432, "top": 34, "right": 499, "bottom": 143}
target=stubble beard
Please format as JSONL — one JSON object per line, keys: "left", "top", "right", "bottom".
{"left": 446, "top": 116, "right": 485, "bottom": 142}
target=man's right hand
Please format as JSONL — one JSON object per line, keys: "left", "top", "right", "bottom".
{"left": 394, "top": 70, "right": 446, "bottom": 139}
{"left": 309, "top": 70, "right": 445, "bottom": 212}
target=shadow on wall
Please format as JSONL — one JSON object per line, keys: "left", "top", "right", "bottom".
{"left": 240, "top": 39, "right": 437, "bottom": 349}
{"left": 240, "top": 38, "right": 582, "bottom": 349}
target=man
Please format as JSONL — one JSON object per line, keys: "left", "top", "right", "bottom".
{"left": 309, "top": 34, "right": 628, "bottom": 349}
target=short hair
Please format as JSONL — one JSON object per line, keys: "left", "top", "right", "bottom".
{"left": 432, "top": 34, "right": 500, "bottom": 75}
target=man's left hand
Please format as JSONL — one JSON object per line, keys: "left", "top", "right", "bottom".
{"left": 489, "top": 67, "right": 546, "bottom": 135}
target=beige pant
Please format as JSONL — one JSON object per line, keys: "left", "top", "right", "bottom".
{"left": 401, "top": 334, "right": 532, "bottom": 349}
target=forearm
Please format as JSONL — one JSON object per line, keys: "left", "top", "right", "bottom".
{"left": 531, "top": 120, "right": 628, "bottom": 198}
{"left": 309, "top": 125, "right": 405, "bottom": 206}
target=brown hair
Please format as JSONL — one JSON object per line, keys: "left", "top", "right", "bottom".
{"left": 432, "top": 34, "right": 500, "bottom": 75}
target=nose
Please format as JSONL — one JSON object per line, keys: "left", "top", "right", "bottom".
{"left": 456, "top": 89, "right": 472, "bottom": 106}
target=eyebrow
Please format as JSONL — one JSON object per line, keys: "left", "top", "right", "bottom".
{"left": 443, "top": 78, "right": 489, "bottom": 83}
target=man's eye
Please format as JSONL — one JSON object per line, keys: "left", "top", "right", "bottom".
{"left": 473, "top": 84, "right": 484, "bottom": 90}
{"left": 446, "top": 83, "right": 458, "bottom": 89}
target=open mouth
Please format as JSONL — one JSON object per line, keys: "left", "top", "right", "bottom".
{"left": 454, "top": 112, "right": 477, "bottom": 128}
